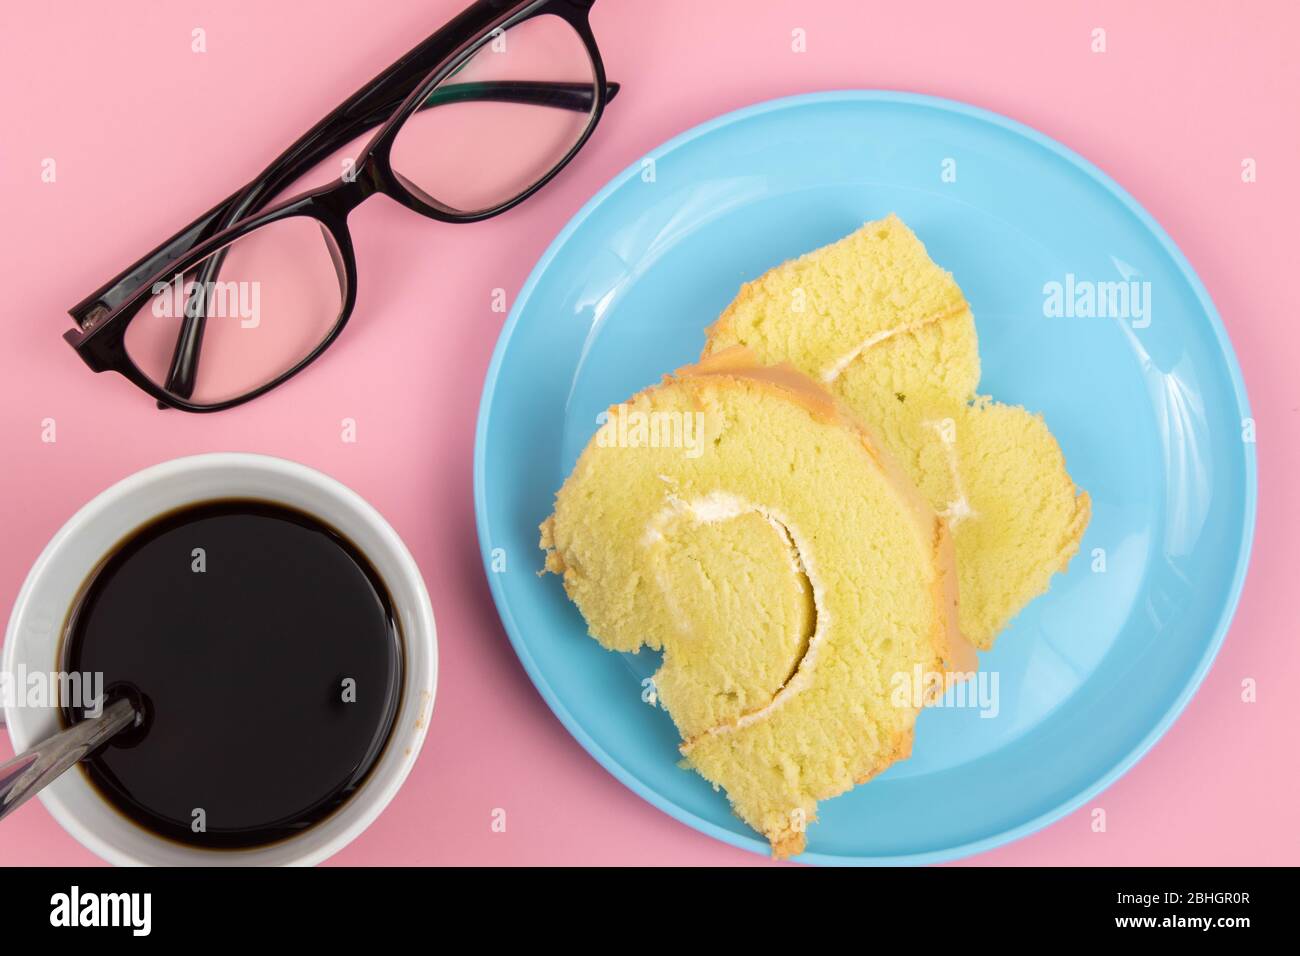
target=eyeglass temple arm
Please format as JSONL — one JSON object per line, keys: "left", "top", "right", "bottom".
{"left": 67, "top": 79, "right": 618, "bottom": 333}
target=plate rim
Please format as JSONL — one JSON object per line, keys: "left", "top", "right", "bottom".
{"left": 472, "top": 89, "right": 1258, "bottom": 865}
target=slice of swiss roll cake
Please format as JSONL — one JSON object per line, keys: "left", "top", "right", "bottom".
{"left": 703, "top": 215, "right": 1090, "bottom": 649}
{"left": 539, "top": 347, "right": 976, "bottom": 857}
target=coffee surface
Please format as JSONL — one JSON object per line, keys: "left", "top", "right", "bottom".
{"left": 62, "top": 500, "right": 402, "bottom": 849}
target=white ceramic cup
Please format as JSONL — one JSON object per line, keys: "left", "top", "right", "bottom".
{"left": 2, "top": 453, "right": 437, "bottom": 865}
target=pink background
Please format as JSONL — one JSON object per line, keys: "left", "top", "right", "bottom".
{"left": 1, "top": 0, "right": 1295, "bottom": 865}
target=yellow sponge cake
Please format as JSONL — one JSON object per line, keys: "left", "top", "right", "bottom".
{"left": 704, "top": 215, "right": 1090, "bottom": 648}
{"left": 540, "top": 348, "right": 975, "bottom": 856}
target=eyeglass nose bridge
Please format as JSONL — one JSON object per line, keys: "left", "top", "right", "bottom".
{"left": 313, "top": 158, "right": 385, "bottom": 221}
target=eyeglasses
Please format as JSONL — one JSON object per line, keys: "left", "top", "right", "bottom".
{"left": 65, "top": 0, "right": 616, "bottom": 412}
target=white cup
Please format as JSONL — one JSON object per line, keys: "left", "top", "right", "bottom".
{"left": 1, "top": 453, "right": 437, "bottom": 865}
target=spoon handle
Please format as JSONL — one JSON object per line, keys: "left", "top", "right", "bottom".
{"left": 0, "top": 698, "right": 137, "bottom": 823}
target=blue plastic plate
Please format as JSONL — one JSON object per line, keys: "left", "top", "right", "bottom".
{"left": 473, "top": 92, "right": 1255, "bottom": 864}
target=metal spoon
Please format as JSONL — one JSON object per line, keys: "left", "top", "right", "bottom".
{"left": 0, "top": 698, "right": 138, "bottom": 823}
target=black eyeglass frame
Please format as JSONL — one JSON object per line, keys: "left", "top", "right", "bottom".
{"left": 65, "top": 0, "right": 614, "bottom": 412}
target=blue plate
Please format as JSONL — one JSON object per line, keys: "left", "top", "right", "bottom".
{"left": 473, "top": 92, "right": 1256, "bottom": 864}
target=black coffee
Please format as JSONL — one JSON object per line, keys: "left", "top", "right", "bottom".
{"left": 61, "top": 500, "right": 402, "bottom": 849}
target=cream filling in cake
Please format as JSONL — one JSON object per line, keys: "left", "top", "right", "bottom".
{"left": 820, "top": 308, "right": 966, "bottom": 384}
{"left": 923, "top": 417, "right": 977, "bottom": 528}
{"left": 641, "top": 491, "right": 831, "bottom": 742}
